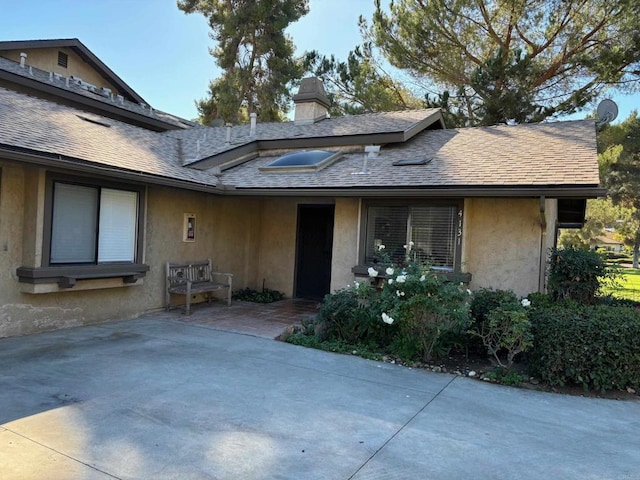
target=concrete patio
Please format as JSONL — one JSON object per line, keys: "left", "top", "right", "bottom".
{"left": 0, "top": 305, "right": 639, "bottom": 479}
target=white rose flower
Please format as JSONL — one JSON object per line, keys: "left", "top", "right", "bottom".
{"left": 420, "top": 275, "right": 426, "bottom": 282}
{"left": 466, "top": 289, "right": 472, "bottom": 295}
{"left": 388, "top": 278, "right": 394, "bottom": 285}
{"left": 377, "top": 244, "right": 386, "bottom": 251}
{"left": 396, "top": 275, "right": 406, "bottom": 283}
{"left": 521, "top": 298, "right": 531, "bottom": 307}
{"left": 381, "top": 312, "right": 395, "bottom": 325}
{"left": 367, "top": 267, "right": 378, "bottom": 277}
{"left": 385, "top": 267, "right": 394, "bottom": 275}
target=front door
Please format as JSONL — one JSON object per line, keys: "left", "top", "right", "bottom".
{"left": 294, "top": 204, "right": 335, "bottom": 300}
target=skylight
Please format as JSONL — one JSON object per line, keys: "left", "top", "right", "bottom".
{"left": 260, "top": 150, "right": 341, "bottom": 173}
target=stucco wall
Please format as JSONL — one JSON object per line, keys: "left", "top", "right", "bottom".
{"left": 0, "top": 163, "right": 262, "bottom": 337}
{"left": 330, "top": 198, "right": 360, "bottom": 292}
{"left": 0, "top": 48, "right": 120, "bottom": 94}
{"left": 463, "top": 198, "right": 544, "bottom": 296}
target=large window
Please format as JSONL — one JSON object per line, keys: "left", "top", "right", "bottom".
{"left": 48, "top": 180, "right": 141, "bottom": 265}
{"left": 363, "top": 202, "right": 462, "bottom": 271}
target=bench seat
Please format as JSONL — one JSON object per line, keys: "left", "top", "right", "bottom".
{"left": 166, "top": 260, "right": 232, "bottom": 315}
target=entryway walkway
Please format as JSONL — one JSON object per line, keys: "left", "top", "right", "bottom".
{"left": 156, "top": 298, "right": 319, "bottom": 339}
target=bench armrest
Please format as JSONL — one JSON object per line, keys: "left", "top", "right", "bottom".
{"left": 210, "top": 272, "right": 233, "bottom": 281}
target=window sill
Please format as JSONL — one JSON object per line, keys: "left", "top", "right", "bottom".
{"left": 16, "top": 264, "right": 149, "bottom": 293}
{"left": 351, "top": 265, "right": 472, "bottom": 284}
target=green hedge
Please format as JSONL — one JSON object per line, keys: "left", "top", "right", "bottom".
{"left": 529, "top": 304, "right": 640, "bottom": 391}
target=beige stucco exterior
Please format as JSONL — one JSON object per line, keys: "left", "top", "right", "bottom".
{"left": 463, "top": 198, "right": 555, "bottom": 297}
{"left": 0, "top": 160, "right": 561, "bottom": 337}
{"left": 0, "top": 47, "right": 121, "bottom": 94}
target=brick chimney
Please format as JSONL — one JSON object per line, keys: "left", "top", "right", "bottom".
{"left": 293, "top": 77, "right": 331, "bottom": 125}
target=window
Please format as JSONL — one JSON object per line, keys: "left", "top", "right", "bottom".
{"left": 259, "top": 150, "right": 341, "bottom": 172}
{"left": 363, "top": 201, "right": 462, "bottom": 271}
{"left": 48, "top": 179, "right": 142, "bottom": 265}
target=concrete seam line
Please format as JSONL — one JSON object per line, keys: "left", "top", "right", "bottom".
{"left": 347, "top": 375, "right": 459, "bottom": 480}
{"left": 2, "top": 427, "right": 122, "bottom": 479}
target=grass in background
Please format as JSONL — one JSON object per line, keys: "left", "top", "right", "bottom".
{"left": 605, "top": 267, "right": 640, "bottom": 301}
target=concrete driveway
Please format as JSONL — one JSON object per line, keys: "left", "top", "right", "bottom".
{"left": 1, "top": 316, "right": 638, "bottom": 479}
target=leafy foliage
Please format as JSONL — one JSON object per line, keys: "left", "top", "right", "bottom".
{"left": 303, "top": 40, "right": 423, "bottom": 116}
{"left": 233, "top": 287, "right": 284, "bottom": 303}
{"left": 602, "top": 112, "right": 640, "bottom": 267}
{"left": 178, "top": 0, "right": 309, "bottom": 124}
{"left": 312, "top": 255, "right": 471, "bottom": 362}
{"left": 469, "top": 290, "right": 532, "bottom": 368}
{"left": 371, "top": 0, "right": 640, "bottom": 126}
{"left": 547, "top": 247, "right": 611, "bottom": 303}
{"left": 529, "top": 304, "right": 640, "bottom": 391}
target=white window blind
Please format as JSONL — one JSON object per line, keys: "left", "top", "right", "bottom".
{"left": 98, "top": 189, "right": 138, "bottom": 262}
{"left": 50, "top": 183, "right": 98, "bottom": 263}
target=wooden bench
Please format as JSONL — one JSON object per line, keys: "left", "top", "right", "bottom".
{"left": 166, "top": 260, "right": 233, "bottom": 315}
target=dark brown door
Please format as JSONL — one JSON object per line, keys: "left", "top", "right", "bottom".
{"left": 294, "top": 205, "right": 335, "bottom": 300}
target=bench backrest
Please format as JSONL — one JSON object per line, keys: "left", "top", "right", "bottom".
{"left": 167, "top": 260, "right": 212, "bottom": 285}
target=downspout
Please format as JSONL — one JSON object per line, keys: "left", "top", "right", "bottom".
{"left": 538, "top": 196, "right": 547, "bottom": 293}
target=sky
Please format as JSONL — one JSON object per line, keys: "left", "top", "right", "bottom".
{"left": 0, "top": 0, "right": 637, "bottom": 123}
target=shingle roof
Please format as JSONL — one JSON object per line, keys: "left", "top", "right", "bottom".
{"left": 0, "top": 86, "right": 600, "bottom": 195}
{"left": 0, "top": 87, "right": 219, "bottom": 187}
{"left": 0, "top": 55, "right": 195, "bottom": 129}
{"left": 164, "top": 109, "right": 442, "bottom": 164}
{"left": 219, "top": 120, "right": 600, "bottom": 189}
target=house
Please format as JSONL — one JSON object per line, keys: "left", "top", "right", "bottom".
{"left": 595, "top": 231, "right": 625, "bottom": 253}
{"left": 0, "top": 39, "right": 603, "bottom": 337}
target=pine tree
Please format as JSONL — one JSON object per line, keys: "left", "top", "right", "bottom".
{"left": 371, "top": 0, "right": 640, "bottom": 126}
{"left": 178, "top": 0, "right": 309, "bottom": 124}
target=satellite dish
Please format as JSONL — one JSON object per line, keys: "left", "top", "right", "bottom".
{"left": 596, "top": 99, "right": 618, "bottom": 126}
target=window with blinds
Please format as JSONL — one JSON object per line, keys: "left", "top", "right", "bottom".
{"left": 364, "top": 203, "right": 460, "bottom": 270}
{"left": 50, "top": 182, "right": 138, "bottom": 264}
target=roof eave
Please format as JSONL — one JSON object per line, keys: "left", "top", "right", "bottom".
{"left": 0, "top": 38, "right": 146, "bottom": 104}
{"left": 0, "top": 70, "right": 184, "bottom": 131}
{"left": 0, "top": 144, "right": 224, "bottom": 195}
{"left": 220, "top": 185, "right": 606, "bottom": 198}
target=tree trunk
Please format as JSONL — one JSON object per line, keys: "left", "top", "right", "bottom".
{"left": 634, "top": 236, "right": 639, "bottom": 269}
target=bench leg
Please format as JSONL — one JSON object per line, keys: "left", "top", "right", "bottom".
{"left": 185, "top": 284, "right": 191, "bottom": 315}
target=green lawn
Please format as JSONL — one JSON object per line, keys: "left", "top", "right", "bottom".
{"left": 607, "top": 267, "right": 640, "bottom": 301}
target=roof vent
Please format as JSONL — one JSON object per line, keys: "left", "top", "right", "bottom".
{"left": 19, "top": 52, "right": 27, "bottom": 68}
{"left": 250, "top": 112, "right": 257, "bottom": 137}
{"left": 57, "top": 51, "right": 68, "bottom": 68}
{"left": 293, "top": 77, "right": 331, "bottom": 125}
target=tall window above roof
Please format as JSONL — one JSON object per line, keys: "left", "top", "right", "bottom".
{"left": 57, "top": 51, "right": 68, "bottom": 68}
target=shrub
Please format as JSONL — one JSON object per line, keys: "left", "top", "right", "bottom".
{"left": 470, "top": 288, "right": 520, "bottom": 326}
{"left": 233, "top": 287, "right": 284, "bottom": 303}
{"left": 529, "top": 304, "right": 640, "bottom": 391}
{"left": 315, "top": 286, "right": 388, "bottom": 345}
{"left": 473, "top": 308, "right": 532, "bottom": 369}
{"left": 547, "top": 247, "right": 609, "bottom": 304}
{"left": 468, "top": 290, "right": 533, "bottom": 369}
{"left": 380, "top": 265, "right": 471, "bottom": 361}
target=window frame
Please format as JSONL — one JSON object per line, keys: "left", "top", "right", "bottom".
{"left": 17, "top": 173, "right": 148, "bottom": 288}
{"left": 358, "top": 198, "right": 465, "bottom": 273}
{"left": 43, "top": 174, "right": 145, "bottom": 266}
